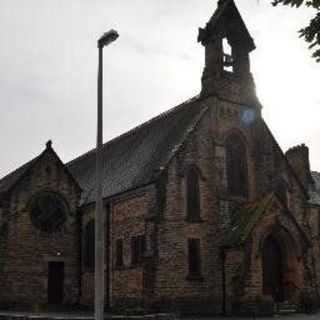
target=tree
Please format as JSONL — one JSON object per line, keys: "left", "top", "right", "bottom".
{"left": 272, "top": 0, "right": 320, "bottom": 62}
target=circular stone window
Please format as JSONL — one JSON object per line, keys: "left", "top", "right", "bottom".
{"left": 30, "top": 192, "right": 68, "bottom": 233}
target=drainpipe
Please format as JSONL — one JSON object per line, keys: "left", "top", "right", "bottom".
{"left": 221, "top": 248, "right": 226, "bottom": 316}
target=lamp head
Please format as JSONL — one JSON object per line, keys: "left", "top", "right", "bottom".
{"left": 98, "top": 29, "right": 119, "bottom": 48}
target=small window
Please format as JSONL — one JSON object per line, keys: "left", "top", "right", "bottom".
{"left": 186, "top": 166, "right": 201, "bottom": 222}
{"left": 83, "top": 220, "right": 95, "bottom": 269}
{"left": 188, "top": 239, "right": 202, "bottom": 278}
{"left": 115, "top": 239, "right": 124, "bottom": 268}
{"left": 131, "top": 235, "right": 146, "bottom": 265}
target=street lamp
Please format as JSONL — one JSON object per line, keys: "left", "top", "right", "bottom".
{"left": 95, "top": 29, "right": 119, "bottom": 320}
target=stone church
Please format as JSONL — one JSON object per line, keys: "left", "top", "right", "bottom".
{"left": 0, "top": 0, "right": 320, "bottom": 316}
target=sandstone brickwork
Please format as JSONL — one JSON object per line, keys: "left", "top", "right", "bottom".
{"left": 0, "top": 0, "right": 320, "bottom": 316}
{"left": 0, "top": 145, "right": 81, "bottom": 307}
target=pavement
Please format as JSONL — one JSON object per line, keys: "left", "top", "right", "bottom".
{"left": 187, "top": 314, "right": 320, "bottom": 320}
{"left": 0, "top": 311, "right": 319, "bottom": 320}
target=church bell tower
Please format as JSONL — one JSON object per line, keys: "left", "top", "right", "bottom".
{"left": 198, "top": 0, "right": 260, "bottom": 108}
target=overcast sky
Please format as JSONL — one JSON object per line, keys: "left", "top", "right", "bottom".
{"left": 0, "top": 0, "right": 319, "bottom": 179}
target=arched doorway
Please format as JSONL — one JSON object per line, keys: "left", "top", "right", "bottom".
{"left": 262, "top": 235, "right": 285, "bottom": 302}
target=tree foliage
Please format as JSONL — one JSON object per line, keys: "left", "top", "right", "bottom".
{"left": 272, "top": 0, "right": 320, "bottom": 61}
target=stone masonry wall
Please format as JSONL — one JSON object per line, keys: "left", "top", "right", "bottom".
{"left": 79, "top": 206, "right": 94, "bottom": 306}
{"left": 111, "top": 187, "right": 156, "bottom": 307}
{"left": 80, "top": 186, "right": 157, "bottom": 308}
{"left": 153, "top": 97, "right": 223, "bottom": 314}
{"left": 151, "top": 91, "right": 314, "bottom": 314}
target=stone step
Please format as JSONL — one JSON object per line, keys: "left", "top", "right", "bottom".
{"left": 276, "top": 302, "right": 298, "bottom": 315}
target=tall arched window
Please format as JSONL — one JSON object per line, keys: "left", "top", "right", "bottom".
{"left": 225, "top": 133, "right": 248, "bottom": 197}
{"left": 83, "top": 219, "right": 95, "bottom": 269}
{"left": 186, "top": 166, "right": 201, "bottom": 222}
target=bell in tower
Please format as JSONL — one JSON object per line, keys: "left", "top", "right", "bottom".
{"left": 198, "top": 0, "right": 260, "bottom": 108}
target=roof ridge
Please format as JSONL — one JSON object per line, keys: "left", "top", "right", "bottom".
{"left": 67, "top": 95, "right": 200, "bottom": 167}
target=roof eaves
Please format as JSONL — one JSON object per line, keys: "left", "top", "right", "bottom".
{"left": 80, "top": 180, "right": 157, "bottom": 209}
{"left": 0, "top": 153, "right": 43, "bottom": 195}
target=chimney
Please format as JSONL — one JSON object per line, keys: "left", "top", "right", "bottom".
{"left": 285, "top": 144, "right": 314, "bottom": 189}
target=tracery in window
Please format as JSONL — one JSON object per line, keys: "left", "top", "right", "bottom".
{"left": 29, "top": 192, "right": 67, "bottom": 233}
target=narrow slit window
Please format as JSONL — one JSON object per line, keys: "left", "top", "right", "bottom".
{"left": 225, "top": 134, "right": 248, "bottom": 197}
{"left": 188, "top": 238, "right": 202, "bottom": 277}
{"left": 115, "top": 239, "right": 124, "bottom": 268}
{"left": 186, "top": 166, "right": 201, "bottom": 222}
{"left": 131, "top": 235, "right": 146, "bottom": 265}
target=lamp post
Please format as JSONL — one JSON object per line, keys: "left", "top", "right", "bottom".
{"left": 96, "top": 29, "right": 119, "bottom": 320}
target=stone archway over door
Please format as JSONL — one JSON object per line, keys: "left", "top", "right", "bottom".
{"left": 262, "top": 235, "right": 284, "bottom": 302}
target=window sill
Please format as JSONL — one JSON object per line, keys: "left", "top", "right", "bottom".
{"left": 83, "top": 267, "right": 94, "bottom": 273}
{"left": 219, "top": 193, "right": 248, "bottom": 203}
{"left": 186, "top": 274, "right": 204, "bottom": 282}
{"left": 130, "top": 262, "right": 144, "bottom": 269}
{"left": 114, "top": 265, "right": 125, "bottom": 271}
{"left": 186, "top": 218, "right": 204, "bottom": 224}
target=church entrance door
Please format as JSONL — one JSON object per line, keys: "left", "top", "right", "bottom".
{"left": 262, "top": 236, "right": 284, "bottom": 302}
{"left": 48, "top": 261, "right": 64, "bottom": 305}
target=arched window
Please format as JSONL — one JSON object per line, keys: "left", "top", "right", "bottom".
{"left": 83, "top": 219, "right": 95, "bottom": 269}
{"left": 225, "top": 133, "right": 248, "bottom": 197}
{"left": 186, "top": 166, "right": 201, "bottom": 222}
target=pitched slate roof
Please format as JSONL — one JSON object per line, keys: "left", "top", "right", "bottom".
{"left": 0, "top": 143, "right": 81, "bottom": 198}
{"left": 0, "top": 156, "right": 40, "bottom": 195}
{"left": 224, "top": 194, "right": 274, "bottom": 247}
{"left": 309, "top": 171, "right": 320, "bottom": 206}
{"left": 224, "top": 192, "right": 311, "bottom": 248}
{"left": 67, "top": 96, "right": 209, "bottom": 205}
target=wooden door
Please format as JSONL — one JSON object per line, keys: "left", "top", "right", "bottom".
{"left": 48, "top": 261, "right": 64, "bottom": 304}
{"left": 263, "top": 236, "right": 284, "bottom": 302}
